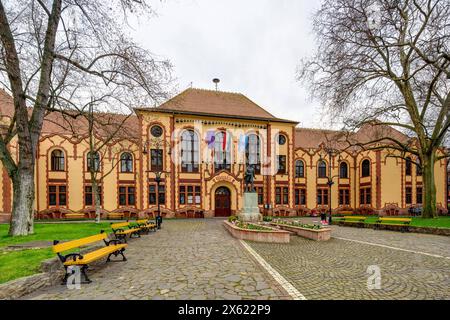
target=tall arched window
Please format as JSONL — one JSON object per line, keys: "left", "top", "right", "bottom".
{"left": 214, "top": 131, "right": 232, "bottom": 171}
{"left": 120, "top": 152, "right": 133, "bottom": 173}
{"left": 87, "top": 151, "right": 101, "bottom": 172}
{"left": 295, "top": 160, "right": 305, "bottom": 178}
{"left": 51, "top": 149, "right": 65, "bottom": 171}
{"left": 181, "top": 130, "right": 199, "bottom": 173}
{"left": 339, "top": 162, "right": 348, "bottom": 178}
{"left": 405, "top": 157, "right": 412, "bottom": 176}
{"left": 318, "top": 160, "right": 327, "bottom": 178}
{"left": 246, "top": 134, "right": 260, "bottom": 174}
{"left": 361, "top": 159, "right": 370, "bottom": 177}
{"left": 416, "top": 158, "right": 422, "bottom": 176}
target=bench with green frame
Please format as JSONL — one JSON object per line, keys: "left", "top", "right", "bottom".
{"left": 111, "top": 222, "right": 141, "bottom": 242}
{"left": 375, "top": 217, "right": 412, "bottom": 232}
{"left": 339, "top": 216, "right": 367, "bottom": 227}
{"left": 53, "top": 231, "right": 127, "bottom": 284}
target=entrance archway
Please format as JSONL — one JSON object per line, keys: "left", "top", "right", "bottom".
{"left": 215, "top": 187, "right": 231, "bottom": 217}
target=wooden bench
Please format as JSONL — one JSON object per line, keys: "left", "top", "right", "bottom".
{"left": 111, "top": 222, "right": 141, "bottom": 242}
{"left": 132, "top": 219, "right": 157, "bottom": 234}
{"left": 107, "top": 212, "right": 124, "bottom": 220}
{"left": 375, "top": 217, "right": 412, "bottom": 232}
{"left": 65, "top": 213, "right": 86, "bottom": 220}
{"left": 53, "top": 231, "right": 127, "bottom": 284}
{"left": 339, "top": 216, "right": 367, "bottom": 227}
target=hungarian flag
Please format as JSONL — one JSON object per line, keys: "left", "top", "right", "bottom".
{"left": 222, "top": 131, "right": 227, "bottom": 151}
{"left": 206, "top": 130, "right": 215, "bottom": 149}
{"left": 222, "top": 132, "right": 232, "bottom": 152}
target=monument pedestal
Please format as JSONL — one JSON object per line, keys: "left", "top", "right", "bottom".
{"left": 238, "top": 192, "right": 263, "bottom": 222}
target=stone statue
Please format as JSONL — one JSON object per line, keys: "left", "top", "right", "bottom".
{"left": 244, "top": 164, "right": 256, "bottom": 192}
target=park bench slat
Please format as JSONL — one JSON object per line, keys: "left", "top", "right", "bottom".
{"left": 111, "top": 222, "right": 142, "bottom": 242}
{"left": 342, "top": 216, "right": 367, "bottom": 222}
{"left": 375, "top": 217, "right": 412, "bottom": 232}
{"left": 53, "top": 233, "right": 107, "bottom": 253}
{"left": 132, "top": 219, "right": 157, "bottom": 233}
{"left": 63, "top": 244, "right": 127, "bottom": 266}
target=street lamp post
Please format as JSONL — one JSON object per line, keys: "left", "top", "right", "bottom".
{"left": 154, "top": 170, "right": 164, "bottom": 229}
{"left": 319, "top": 146, "right": 341, "bottom": 225}
{"left": 143, "top": 137, "right": 171, "bottom": 230}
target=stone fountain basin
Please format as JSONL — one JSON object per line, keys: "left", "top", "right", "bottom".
{"left": 271, "top": 223, "right": 331, "bottom": 241}
{"left": 223, "top": 221, "right": 290, "bottom": 243}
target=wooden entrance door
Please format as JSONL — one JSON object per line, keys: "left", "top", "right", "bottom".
{"left": 215, "top": 187, "right": 231, "bottom": 217}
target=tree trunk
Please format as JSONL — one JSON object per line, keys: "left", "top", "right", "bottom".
{"left": 422, "top": 152, "right": 437, "bottom": 219}
{"left": 91, "top": 173, "right": 102, "bottom": 224}
{"left": 8, "top": 168, "right": 35, "bottom": 236}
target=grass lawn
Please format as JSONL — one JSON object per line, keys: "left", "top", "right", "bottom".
{"left": 0, "top": 248, "right": 54, "bottom": 284}
{"left": 0, "top": 222, "right": 112, "bottom": 247}
{"left": 0, "top": 222, "right": 111, "bottom": 284}
{"left": 334, "top": 216, "right": 450, "bottom": 228}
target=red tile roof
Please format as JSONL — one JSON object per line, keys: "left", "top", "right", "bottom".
{"left": 295, "top": 123, "right": 410, "bottom": 150}
{"left": 0, "top": 89, "right": 139, "bottom": 141}
{"left": 138, "top": 88, "right": 298, "bottom": 123}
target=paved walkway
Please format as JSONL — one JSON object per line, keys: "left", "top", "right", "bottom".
{"left": 247, "top": 219, "right": 450, "bottom": 300}
{"left": 23, "top": 219, "right": 290, "bottom": 300}
{"left": 296, "top": 217, "right": 450, "bottom": 257}
{"left": 22, "top": 219, "right": 450, "bottom": 300}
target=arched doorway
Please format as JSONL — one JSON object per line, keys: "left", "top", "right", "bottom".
{"left": 215, "top": 187, "right": 231, "bottom": 217}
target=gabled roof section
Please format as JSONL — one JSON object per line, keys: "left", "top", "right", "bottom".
{"left": 295, "top": 128, "right": 351, "bottom": 150}
{"left": 0, "top": 89, "right": 140, "bottom": 141}
{"left": 295, "top": 123, "right": 411, "bottom": 151}
{"left": 137, "top": 88, "right": 298, "bottom": 124}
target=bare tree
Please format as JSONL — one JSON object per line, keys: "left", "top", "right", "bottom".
{"left": 0, "top": 0, "right": 172, "bottom": 236}
{"left": 298, "top": 0, "right": 450, "bottom": 218}
{"left": 84, "top": 99, "right": 138, "bottom": 223}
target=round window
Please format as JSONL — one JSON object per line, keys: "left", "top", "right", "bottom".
{"left": 278, "top": 134, "right": 286, "bottom": 145}
{"left": 151, "top": 125, "right": 163, "bottom": 138}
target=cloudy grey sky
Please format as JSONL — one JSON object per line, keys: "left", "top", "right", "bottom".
{"left": 131, "top": 0, "right": 324, "bottom": 128}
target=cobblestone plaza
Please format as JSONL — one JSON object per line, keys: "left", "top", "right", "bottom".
{"left": 24, "top": 219, "right": 450, "bottom": 300}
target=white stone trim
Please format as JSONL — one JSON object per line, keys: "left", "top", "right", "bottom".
{"left": 239, "top": 240, "right": 307, "bottom": 300}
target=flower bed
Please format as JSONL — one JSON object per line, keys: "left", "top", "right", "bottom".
{"left": 223, "top": 220, "right": 290, "bottom": 243}
{"left": 271, "top": 219, "right": 331, "bottom": 241}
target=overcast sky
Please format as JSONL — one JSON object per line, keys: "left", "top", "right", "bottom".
{"left": 131, "top": 0, "right": 325, "bottom": 128}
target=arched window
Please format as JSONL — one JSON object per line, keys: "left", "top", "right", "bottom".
{"left": 51, "top": 149, "right": 65, "bottom": 171}
{"left": 318, "top": 160, "right": 327, "bottom": 178}
{"left": 339, "top": 162, "right": 348, "bottom": 178}
{"left": 87, "top": 151, "right": 101, "bottom": 172}
{"left": 416, "top": 158, "right": 422, "bottom": 176}
{"left": 181, "top": 130, "right": 199, "bottom": 173}
{"left": 361, "top": 159, "right": 370, "bottom": 177}
{"left": 405, "top": 157, "right": 412, "bottom": 176}
{"left": 295, "top": 160, "right": 305, "bottom": 178}
{"left": 214, "top": 131, "right": 232, "bottom": 171}
{"left": 120, "top": 152, "right": 133, "bottom": 173}
{"left": 277, "top": 134, "right": 287, "bottom": 145}
{"left": 246, "top": 134, "right": 261, "bottom": 173}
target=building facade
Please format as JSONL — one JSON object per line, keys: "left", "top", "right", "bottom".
{"left": 0, "top": 88, "right": 447, "bottom": 222}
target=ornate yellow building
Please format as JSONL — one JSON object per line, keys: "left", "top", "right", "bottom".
{"left": 0, "top": 88, "right": 447, "bottom": 222}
